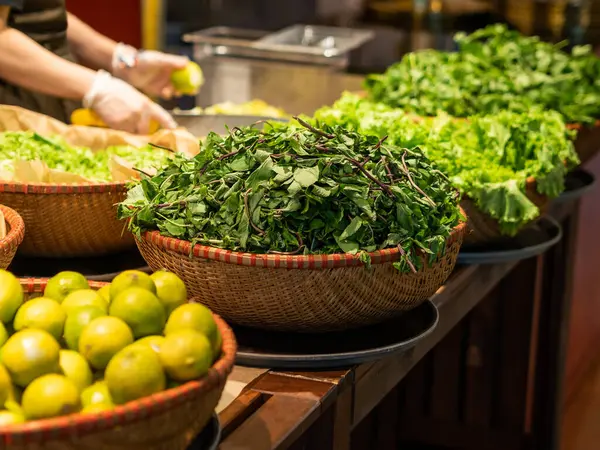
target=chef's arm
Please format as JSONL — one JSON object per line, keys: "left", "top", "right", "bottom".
{"left": 0, "top": 6, "right": 95, "bottom": 100}
{"left": 66, "top": 13, "right": 116, "bottom": 71}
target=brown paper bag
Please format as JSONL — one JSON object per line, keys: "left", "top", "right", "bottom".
{"left": 0, "top": 105, "right": 200, "bottom": 183}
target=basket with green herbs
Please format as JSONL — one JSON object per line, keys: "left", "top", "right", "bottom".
{"left": 120, "top": 121, "right": 466, "bottom": 331}
{"left": 313, "top": 92, "right": 579, "bottom": 243}
{"left": 0, "top": 131, "right": 174, "bottom": 257}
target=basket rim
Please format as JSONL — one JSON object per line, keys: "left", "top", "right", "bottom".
{"left": 0, "top": 180, "right": 127, "bottom": 195}
{"left": 137, "top": 219, "right": 467, "bottom": 269}
{"left": 0, "top": 278, "right": 237, "bottom": 441}
{"left": 0, "top": 204, "right": 25, "bottom": 251}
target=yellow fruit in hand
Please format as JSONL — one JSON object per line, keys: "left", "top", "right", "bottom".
{"left": 78, "top": 317, "right": 133, "bottom": 370}
{"left": 63, "top": 305, "right": 106, "bottom": 351}
{"left": 170, "top": 61, "right": 204, "bottom": 96}
{"left": 109, "top": 288, "right": 166, "bottom": 338}
{"left": 61, "top": 290, "right": 108, "bottom": 315}
{"left": 44, "top": 271, "right": 89, "bottom": 303}
{"left": 81, "top": 381, "right": 113, "bottom": 408}
{"left": 132, "top": 335, "right": 165, "bottom": 355}
{"left": 150, "top": 271, "right": 187, "bottom": 315}
{"left": 164, "top": 303, "right": 221, "bottom": 358}
{"left": 97, "top": 285, "right": 111, "bottom": 303}
{"left": 2, "top": 329, "right": 60, "bottom": 387}
{"left": 0, "top": 270, "right": 23, "bottom": 324}
{"left": 22, "top": 374, "right": 80, "bottom": 420}
{"left": 159, "top": 329, "right": 212, "bottom": 382}
{"left": 0, "top": 364, "right": 12, "bottom": 408}
{"left": 59, "top": 350, "right": 92, "bottom": 393}
{"left": 105, "top": 345, "right": 166, "bottom": 405}
{"left": 14, "top": 297, "right": 66, "bottom": 341}
{"left": 0, "top": 409, "right": 25, "bottom": 426}
{"left": 110, "top": 270, "right": 156, "bottom": 299}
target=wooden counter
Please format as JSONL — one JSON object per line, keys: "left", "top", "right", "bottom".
{"left": 214, "top": 196, "right": 582, "bottom": 450}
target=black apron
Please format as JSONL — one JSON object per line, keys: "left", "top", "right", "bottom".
{"left": 0, "top": 0, "right": 80, "bottom": 122}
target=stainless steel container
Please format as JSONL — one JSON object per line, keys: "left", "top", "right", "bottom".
{"left": 170, "top": 111, "right": 287, "bottom": 137}
{"left": 182, "top": 25, "right": 373, "bottom": 116}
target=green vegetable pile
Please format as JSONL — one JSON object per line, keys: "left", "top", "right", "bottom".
{"left": 364, "top": 24, "right": 600, "bottom": 124}
{"left": 314, "top": 92, "right": 579, "bottom": 235}
{"left": 119, "top": 121, "right": 463, "bottom": 272}
{"left": 0, "top": 131, "right": 173, "bottom": 182}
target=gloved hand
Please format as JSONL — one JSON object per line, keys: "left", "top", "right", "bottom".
{"left": 83, "top": 70, "right": 177, "bottom": 135}
{"left": 111, "top": 43, "right": 189, "bottom": 99}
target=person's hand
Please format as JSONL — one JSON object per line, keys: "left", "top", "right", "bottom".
{"left": 111, "top": 43, "right": 189, "bottom": 99}
{"left": 83, "top": 70, "right": 177, "bottom": 135}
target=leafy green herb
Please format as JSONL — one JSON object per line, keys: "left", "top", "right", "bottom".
{"left": 0, "top": 131, "right": 173, "bottom": 181}
{"left": 364, "top": 24, "right": 600, "bottom": 124}
{"left": 119, "top": 122, "right": 462, "bottom": 273}
{"left": 314, "top": 92, "right": 579, "bottom": 235}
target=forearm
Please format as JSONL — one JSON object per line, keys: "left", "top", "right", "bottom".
{"left": 0, "top": 26, "right": 95, "bottom": 99}
{"left": 66, "top": 13, "right": 116, "bottom": 71}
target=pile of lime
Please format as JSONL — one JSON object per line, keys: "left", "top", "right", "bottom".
{"left": 0, "top": 269, "right": 221, "bottom": 424}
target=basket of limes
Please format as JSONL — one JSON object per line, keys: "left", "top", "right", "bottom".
{"left": 0, "top": 269, "right": 236, "bottom": 450}
{"left": 0, "top": 205, "right": 24, "bottom": 270}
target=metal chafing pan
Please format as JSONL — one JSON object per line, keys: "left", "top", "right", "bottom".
{"left": 171, "top": 111, "right": 288, "bottom": 137}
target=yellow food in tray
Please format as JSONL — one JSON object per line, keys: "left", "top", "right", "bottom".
{"left": 175, "top": 99, "right": 288, "bottom": 118}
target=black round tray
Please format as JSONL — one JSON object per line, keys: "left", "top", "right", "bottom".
{"left": 233, "top": 300, "right": 439, "bottom": 370}
{"left": 187, "top": 413, "right": 221, "bottom": 450}
{"left": 556, "top": 168, "right": 596, "bottom": 203}
{"left": 9, "top": 248, "right": 149, "bottom": 282}
{"left": 458, "top": 217, "right": 562, "bottom": 265}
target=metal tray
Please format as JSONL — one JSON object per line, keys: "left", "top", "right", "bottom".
{"left": 233, "top": 300, "right": 439, "bottom": 370}
{"left": 187, "top": 413, "right": 221, "bottom": 450}
{"left": 9, "top": 248, "right": 149, "bottom": 282}
{"left": 254, "top": 25, "right": 374, "bottom": 58}
{"left": 458, "top": 217, "right": 563, "bottom": 265}
{"left": 171, "top": 112, "right": 287, "bottom": 137}
{"left": 555, "top": 168, "right": 596, "bottom": 204}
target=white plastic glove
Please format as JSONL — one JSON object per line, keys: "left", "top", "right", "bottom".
{"left": 111, "top": 43, "right": 189, "bottom": 99}
{"left": 83, "top": 70, "right": 177, "bottom": 135}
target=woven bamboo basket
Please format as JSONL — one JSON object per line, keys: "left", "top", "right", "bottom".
{"left": 0, "top": 181, "right": 133, "bottom": 258}
{"left": 135, "top": 220, "right": 467, "bottom": 332}
{"left": 461, "top": 177, "right": 549, "bottom": 245}
{"left": 0, "top": 204, "right": 25, "bottom": 269}
{"left": 1, "top": 278, "right": 237, "bottom": 450}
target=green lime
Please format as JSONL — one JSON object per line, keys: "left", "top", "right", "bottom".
{"left": 0, "top": 409, "right": 25, "bottom": 425}
{"left": 78, "top": 317, "right": 134, "bottom": 370}
{"left": 14, "top": 297, "right": 66, "bottom": 341}
{"left": 44, "top": 272, "right": 89, "bottom": 303}
{"left": 132, "top": 335, "right": 165, "bottom": 355}
{"left": 170, "top": 62, "right": 204, "bottom": 95}
{"left": 0, "top": 270, "right": 23, "bottom": 324}
{"left": 81, "top": 381, "right": 113, "bottom": 408}
{"left": 97, "top": 285, "right": 111, "bottom": 304}
{"left": 105, "top": 344, "right": 166, "bottom": 405}
{"left": 59, "top": 350, "right": 92, "bottom": 393}
{"left": 164, "top": 303, "right": 221, "bottom": 358}
{"left": 61, "top": 290, "right": 108, "bottom": 315}
{"left": 63, "top": 306, "right": 106, "bottom": 351}
{"left": 109, "top": 288, "right": 166, "bottom": 338}
{"left": 159, "top": 329, "right": 212, "bottom": 382}
{"left": 110, "top": 270, "right": 156, "bottom": 299}
{"left": 22, "top": 374, "right": 80, "bottom": 420}
{"left": 150, "top": 271, "right": 187, "bottom": 315}
{"left": 2, "top": 329, "right": 60, "bottom": 387}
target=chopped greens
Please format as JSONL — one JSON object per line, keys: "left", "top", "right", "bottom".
{"left": 364, "top": 24, "right": 600, "bottom": 124}
{"left": 119, "top": 122, "right": 462, "bottom": 273}
{"left": 314, "top": 92, "right": 579, "bottom": 235}
{"left": 0, "top": 131, "right": 173, "bottom": 182}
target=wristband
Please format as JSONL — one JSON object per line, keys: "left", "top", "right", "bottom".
{"left": 111, "top": 43, "right": 139, "bottom": 72}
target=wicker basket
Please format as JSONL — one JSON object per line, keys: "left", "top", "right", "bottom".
{"left": 0, "top": 181, "right": 133, "bottom": 258}
{"left": 461, "top": 177, "right": 548, "bottom": 245}
{"left": 1, "top": 278, "right": 237, "bottom": 450}
{"left": 135, "top": 221, "right": 467, "bottom": 332}
{"left": 0, "top": 204, "right": 25, "bottom": 269}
